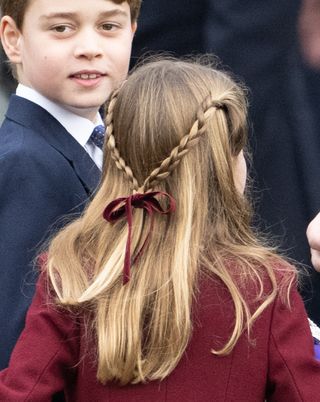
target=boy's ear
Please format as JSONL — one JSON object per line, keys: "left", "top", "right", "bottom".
{"left": 131, "top": 21, "right": 137, "bottom": 37}
{"left": 0, "top": 16, "right": 23, "bottom": 64}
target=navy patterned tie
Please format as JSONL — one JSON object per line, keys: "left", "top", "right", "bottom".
{"left": 90, "top": 125, "right": 105, "bottom": 150}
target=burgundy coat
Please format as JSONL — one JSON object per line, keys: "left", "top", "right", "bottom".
{"left": 1, "top": 265, "right": 320, "bottom": 401}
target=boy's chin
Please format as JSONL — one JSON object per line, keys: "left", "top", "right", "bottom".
{"left": 65, "top": 104, "right": 102, "bottom": 121}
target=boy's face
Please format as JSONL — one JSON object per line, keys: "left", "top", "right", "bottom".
{"left": 1, "top": 0, "right": 136, "bottom": 120}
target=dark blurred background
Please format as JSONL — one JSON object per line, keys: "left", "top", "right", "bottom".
{"left": 130, "top": 0, "right": 320, "bottom": 325}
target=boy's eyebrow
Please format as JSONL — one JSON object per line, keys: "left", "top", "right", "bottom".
{"left": 40, "top": 12, "right": 77, "bottom": 21}
{"left": 99, "top": 9, "right": 129, "bottom": 19}
{"left": 40, "top": 9, "right": 129, "bottom": 21}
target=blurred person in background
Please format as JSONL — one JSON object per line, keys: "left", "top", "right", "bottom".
{"left": 131, "top": 0, "right": 206, "bottom": 62}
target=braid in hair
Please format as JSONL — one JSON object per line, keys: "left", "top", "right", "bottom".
{"left": 142, "top": 94, "right": 227, "bottom": 191}
{"left": 105, "top": 88, "right": 140, "bottom": 191}
{"left": 105, "top": 88, "right": 228, "bottom": 193}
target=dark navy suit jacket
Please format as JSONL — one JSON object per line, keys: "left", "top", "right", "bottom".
{"left": 0, "top": 96, "right": 101, "bottom": 369}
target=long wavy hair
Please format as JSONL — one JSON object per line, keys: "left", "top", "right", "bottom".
{"left": 46, "top": 57, "right": 295, "bottom": 385}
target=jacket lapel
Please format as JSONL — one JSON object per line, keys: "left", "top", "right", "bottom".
{"left": 5, "top": 95, "right": 101, "bottom": 195}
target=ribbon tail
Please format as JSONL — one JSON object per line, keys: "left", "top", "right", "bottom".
{"left": 132, "top": 208, "right": 154, "bottom": 266}
{"left": 124, "top": 198, "right": 133, "bottom": 284}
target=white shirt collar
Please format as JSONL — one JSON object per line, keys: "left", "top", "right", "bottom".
{"left": 16, "top": 84, "right": 104, "bottom": 147}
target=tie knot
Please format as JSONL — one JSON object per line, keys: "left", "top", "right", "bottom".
{"left": 90, "top": 125, "right": 105, "bottom": 150}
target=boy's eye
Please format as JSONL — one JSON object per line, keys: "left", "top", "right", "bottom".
{"left": 52, "top": 25, "right": 72, "bottom": 33}
{"left": 101, "top": 23, "right": 117, "bottom": 31}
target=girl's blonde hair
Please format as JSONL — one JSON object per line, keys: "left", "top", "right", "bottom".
{"left": 46, "top": 57, "right": 295, "bottom": 385}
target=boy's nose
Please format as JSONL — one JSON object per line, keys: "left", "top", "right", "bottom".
{"left": 73, "top": 31, "right": 103, "bottom": 60}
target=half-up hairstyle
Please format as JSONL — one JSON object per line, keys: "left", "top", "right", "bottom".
{"left": 46, "top": 56, "right": 295, "bottom": 385}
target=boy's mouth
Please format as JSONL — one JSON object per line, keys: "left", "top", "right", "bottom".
{"left": 70, "top": 71, "right": 107, "bottom": 88}
{"left": 72, "top": 73, "right": 104, "bottom": 80}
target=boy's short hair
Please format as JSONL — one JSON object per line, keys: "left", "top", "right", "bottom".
{"left": 0, "top": 0, "right": 142, "bottom": 30}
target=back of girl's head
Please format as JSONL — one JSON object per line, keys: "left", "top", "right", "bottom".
{"left": 102, "top": 56, "right": 249, "bottom": 247}
{"left": 47, "top": 57, "right": 290, "bottom": 386}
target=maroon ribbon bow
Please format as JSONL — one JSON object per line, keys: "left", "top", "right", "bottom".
{"left": 103, "top": 191, "right": 176, "bottom": 284}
